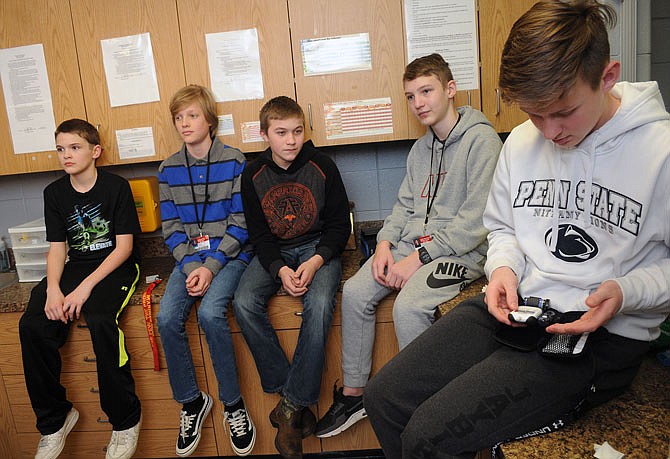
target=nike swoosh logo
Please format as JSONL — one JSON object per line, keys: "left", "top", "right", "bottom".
{"left": 426, "top": 273, "right": 466, "bottom": 289}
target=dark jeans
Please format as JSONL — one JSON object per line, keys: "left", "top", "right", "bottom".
{"left": 233, "top": 240, "right": 341, "bottom": 406}
{"left": 364, "top": 294, "right": 648, "bottom": 459}
{"left": 19, "top": 260, "right": 142, "bottom": 434}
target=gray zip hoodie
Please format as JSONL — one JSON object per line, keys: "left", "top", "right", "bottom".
{"left": 377, "top": 105, "right": 502, "bottom": 266}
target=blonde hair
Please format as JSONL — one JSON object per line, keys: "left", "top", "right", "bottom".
{"left": 169, "top": 85, "right": 218, "bottom": 136}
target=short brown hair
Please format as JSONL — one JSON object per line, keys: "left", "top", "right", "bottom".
{"left": 55, "top": 118, "right": 100, "bottom": 146}
{"left": 499, "top": 0, "right": 616, "bottom": 107}
{"left": 403, "top": 53, "right": 454, "bottom": 87}
{"left": 169, "top": 85, "right": 218, "bottom": 136}
{"left": 259, "top": 96, "right": 305, "bottom": 133}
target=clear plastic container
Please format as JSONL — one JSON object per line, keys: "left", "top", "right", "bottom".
{"left": 8, "top": 218, "right": 47, "bottom": 248}
{"left": 13, "top": 244, "right": 49, "bottom": 265}
{"left": 16, "top": 262, "right": 47, "bottom": 282}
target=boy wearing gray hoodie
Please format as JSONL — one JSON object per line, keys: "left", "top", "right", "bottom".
{"left": 315, "top": 54, "right": 502, "bottom": 438}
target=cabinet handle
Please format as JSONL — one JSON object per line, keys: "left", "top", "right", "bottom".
{"left": 83, "top": 355, "right": 97, "bottom": 363}
{"left": 90, "top": 387, "right": 99, "bottom": 393}
{"left": 95, "top": 124, "right": 100, "bottom": 131}
{"left": 307, "top": 104, "right": 313, "bottom": 131}
{"left": 97, "top": 417, "right": 110, "bottom": 423}
{"left": 495, "top": 88, "right": 501, "bottom": 116}
{"left": 467, "top": 90, "right": 471, "bottom": 106}
{"left": 76, "top": 323, "right": 88, "bottom": 329}
{"left": 294, "top": 311, "right": 303, "bottom": 317}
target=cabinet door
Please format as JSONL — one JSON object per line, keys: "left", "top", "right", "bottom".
{"left": 177, "top": 0, "right": 295, "bottom": 153}
{"left": 0, "top": 0, "right": 86, "bottom": 175}
{"left": 479, "top": 0, "right": 536, "bottom": 132}
{"left": 69, "top": 0, "right": 185, "bottom": 166}
{"left": 289, "top": 0, "right": 409, "bottom": 147}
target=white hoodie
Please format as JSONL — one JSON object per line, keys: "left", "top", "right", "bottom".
{"left": 484, "top": 81, "right": 670, "bottom": 341}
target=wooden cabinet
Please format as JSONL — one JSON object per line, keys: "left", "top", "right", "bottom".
{"left": 0, "top": 302, "right": 215, "bottom": 459}
{"left": 0, "top": 0, "right": 87, "bottom": 175}
{"left": 69, "top": 0, "right": 186, "bottom": 166}
{"left": 289, "top": 0, "right": 410, "bottom": 147}
{"left": 176, "top": 0, "right": 295, "bottom": 153}
{"left": 478, "top": 0, "right": 536, "bottom": 132}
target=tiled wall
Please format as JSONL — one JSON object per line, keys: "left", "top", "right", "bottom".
{"left": 0, "top": 140, "right": 413, "bottom": 247}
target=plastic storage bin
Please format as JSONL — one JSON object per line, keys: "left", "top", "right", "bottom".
{"left": 13, "top": 244, "right": 50, "bottom": 265}
{"left": 16, "top": 262, "right": 47, "bottom": 282}
{"left": 128, "top": 177, "right": 161, "bottom": 233}
{"left": 8, "top": 217, "right": 47, "bottom": 248}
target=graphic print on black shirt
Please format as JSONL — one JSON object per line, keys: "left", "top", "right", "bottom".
{"left": 261, "top": 182, "right": 317, "bottom": 240}
{"left": 66, "top": 202, "right": 112, "bottom": 252}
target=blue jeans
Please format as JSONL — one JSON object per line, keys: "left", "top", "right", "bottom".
{"left": 157, "top": 260, "right": 247, "bottom": 405}
{"left": 233, "top": 242, "right": 341, "bottom": 406}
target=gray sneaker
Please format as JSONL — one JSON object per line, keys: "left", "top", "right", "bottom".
{"left": 105, "top": 416, "right": 141, "bottom": 459}
{"left": 35, "top": 408, "right": 79, "bottom": 459}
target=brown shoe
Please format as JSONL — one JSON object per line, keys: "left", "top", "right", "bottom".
{"left": 270, "top": 398, "right": 302, "bottom": 459}
{"left": 270, "top": 404, "right": 315, "bottom": 439}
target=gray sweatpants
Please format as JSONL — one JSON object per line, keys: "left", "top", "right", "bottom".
{"left": 341, "top": 250, "right": 484, "bottom": 388}
{"left": 363, "top": 295, "right": 648, "bottom": 459}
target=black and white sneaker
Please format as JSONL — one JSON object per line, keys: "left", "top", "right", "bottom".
{"left": 315, "top": 385, "right": 367, "bottom": 438}
{"left": 176, "top": 392, "right": 213, "bottom": 457}
{"left": 224, "top": 403, "right": 256, "bottom": 456}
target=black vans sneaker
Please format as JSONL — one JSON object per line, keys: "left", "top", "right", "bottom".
{"left": 315, "top": 385, "right": 367, "bottom": 438}
{"left": 224, "top": 401, "right": 256, "bottom": 456}
{"left": 176, "top": 392, "right": 213, "bottom": 457}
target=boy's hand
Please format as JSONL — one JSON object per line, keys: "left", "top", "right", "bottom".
{"left": 45, "top": 289, "right": 67, "bottom": 323}
{"left": 384, "top": 251, "right": 422, "bottom": 290}
{"left": 546, "top": 280, "right": 622, "bottom": 335}
{"left": 62, "top": 283, "right": 93, "bottom": 322}
{"left": 484, "top": 266, "right": 518, "bottom": 325}
{"left": 294, "top": 255, "right": 324, "bottom": 288}
{"left": 278, "top": 266, "right": 307, "bottom": 297}
{"left": 371, "top": 241, "right": 394, "bottom": 286}
{"left": 186, "top": 267, "right": 213, "bottom": 297}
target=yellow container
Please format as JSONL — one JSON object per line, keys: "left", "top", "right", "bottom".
{"left": 128, "top": 177, "right": 161, "bottom": 233}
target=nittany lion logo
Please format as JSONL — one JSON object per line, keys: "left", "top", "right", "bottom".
{"left": 544, "top": 224, "right": 598, "bottom": 262}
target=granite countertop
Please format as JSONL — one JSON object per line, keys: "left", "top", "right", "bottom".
{"left": 0, "top": 232, "right": 377, "bottom": 313}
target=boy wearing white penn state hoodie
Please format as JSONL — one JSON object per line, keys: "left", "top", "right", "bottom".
{"left": 315, "top": 54, "right": 501, "bottom": 438}
{"left": 364, "top": 1, "right": 670, "bottom": 458}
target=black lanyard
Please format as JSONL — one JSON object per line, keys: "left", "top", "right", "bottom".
{"left": 425, "top": 114, "right": 460, "bottom": 227}
{"left": 184, "top": 138, "right": 213, "bottom": 234}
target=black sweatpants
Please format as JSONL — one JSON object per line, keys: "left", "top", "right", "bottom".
{"left": 19, "top": 260, "right": 141, "bottom": 435}
{"left": 363, "top": 294, "right": 648, "bottom": 459}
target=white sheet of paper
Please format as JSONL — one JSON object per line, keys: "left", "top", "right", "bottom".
{"left": 404, "top": 0, "right": 479, "bottom": 91}
{"left": 241, "top": 121, "right": 263, "bottom": 143}
{"left": 0, "top": 44, "right": 56, "bottom": 154}
{"left": 216, "top": 114, "right": 235, "bottom": 137}
{"left": 116, "top": 127, "right": 155, "bottom": 159}
{"left": 101, "top": 33, "right": 160, "bottom": 107}
{"left": 206, "top": 29, "right": 264, "bottom": 102}
{"left": 301, "top": 33, "right": 372, "bottom": 76}
{"left": 324, "top": 97, "right": 393, "bottom": 140}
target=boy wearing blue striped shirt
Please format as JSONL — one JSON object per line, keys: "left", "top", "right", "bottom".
{"left": 157, "top": 85, "right": 255, "bottom": 457}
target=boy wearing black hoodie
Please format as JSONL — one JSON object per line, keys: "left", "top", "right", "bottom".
{"left": 233, "top": 96, "right": 351, "bottom": 459}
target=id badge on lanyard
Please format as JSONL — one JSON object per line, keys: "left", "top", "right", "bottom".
{"left": 191, "top": 234, "right": 211, "bottom": 251}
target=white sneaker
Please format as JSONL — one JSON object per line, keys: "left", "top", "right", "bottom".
{"left": 35, "top": 408, "right": 79, "bottom": 459}
{"left": 105, "top": 416, "right": 141, "bottom": 459}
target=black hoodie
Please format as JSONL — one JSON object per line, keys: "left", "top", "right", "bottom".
{"left": 241, "top": 140, "right": 351, "bottom": 279}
